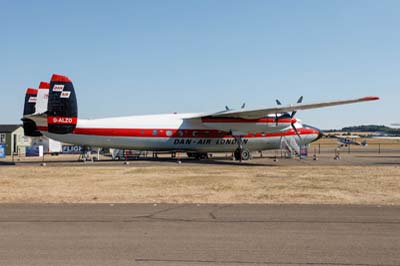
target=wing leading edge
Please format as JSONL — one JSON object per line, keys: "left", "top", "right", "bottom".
{"left": 188, "top": 96, "right": 379, "bottom": 120}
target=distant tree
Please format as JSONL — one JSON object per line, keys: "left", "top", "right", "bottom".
{"left": 324, "top": 125, "right": 400, "bottom": 136}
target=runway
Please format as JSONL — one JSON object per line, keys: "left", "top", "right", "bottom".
{"left": 0, "top": 204, "right": 399, "bottom": 266}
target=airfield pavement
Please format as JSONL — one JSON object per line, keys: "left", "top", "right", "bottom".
{"left": 0, "top": 138, "right": 399, "bottom": 265}
{"left": 0, "top": 204, "right": 399, "bottom": 266}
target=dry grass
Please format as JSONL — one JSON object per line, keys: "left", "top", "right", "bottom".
{"left": 0, "top": 164, "right": 399, "bottom": 204}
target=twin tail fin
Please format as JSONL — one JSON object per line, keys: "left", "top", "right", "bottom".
{"left": 21, "top": 74, "right": 78, "bottom": 135}
{"left": 47, "top": 74, "right": 78, "bottom": 134}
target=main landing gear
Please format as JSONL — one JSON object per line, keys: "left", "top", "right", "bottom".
{"left": 233, "top": 136, "right": 252, "bottom": 161}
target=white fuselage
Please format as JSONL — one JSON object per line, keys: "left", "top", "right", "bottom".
{"left": 40, "top": 113, "right": 320, "bottom": 152}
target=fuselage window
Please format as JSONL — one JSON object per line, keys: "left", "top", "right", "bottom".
{"left": 152, "top": 130, "right": 158, "bottom": 136}
{"left": 166, "top": 130, "right": 173, "bottom": 137}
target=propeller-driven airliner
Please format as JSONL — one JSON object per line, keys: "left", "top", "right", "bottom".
{"left": 22, "top": 74, "right": 379, "bottom": 161}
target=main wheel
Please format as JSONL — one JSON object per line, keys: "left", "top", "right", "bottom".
{"left": 234, "top": 149, "right": 241, "bottom": 160}
{"left": 240, "top": 150, "right": 251, "bottom": 160}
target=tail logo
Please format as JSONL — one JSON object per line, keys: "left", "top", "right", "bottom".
{"left": 53, "top": 84, "right": 64, "bottom": 92}
{"left": 28, "top": 96, "right": 37, "bottom": 103}
{"left": 60, "top": 91, "right": 71, "bottom": 98}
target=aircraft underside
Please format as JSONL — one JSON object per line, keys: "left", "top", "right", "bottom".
{"left": 43, "top": 130, "right": 319, "bottom": 152}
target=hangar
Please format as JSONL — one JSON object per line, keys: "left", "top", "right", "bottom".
{"left": 0, "top": 124, "right": 27, "bottom": 156}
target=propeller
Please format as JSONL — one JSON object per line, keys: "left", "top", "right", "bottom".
{"left": 290, "top": 96, "right": 303, "bottom": 118}
{"left": 274, "top": 96, "right": 303, "bottom": 126}
{"left": 225, "top": 103, "right": 246, "bottom": 111}
{"left": 274, "top": 99, "right": 282, "bottom": 125}
{"left": 276, "top": 96, "right": 303, "bottom": 142}
{"left": 291, "top": 120, "right": 302, "bottom": 140}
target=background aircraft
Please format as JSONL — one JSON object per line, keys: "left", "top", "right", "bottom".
{"left": 22, "top": 74, "right": 379, "bottom": 161}
{"left": 332, "top": 135, "right": 368, "bottom": 147}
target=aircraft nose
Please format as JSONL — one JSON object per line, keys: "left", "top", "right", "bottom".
{"left": 303, "top": 124, "right": 324, "bottom": 142}
{"left": 314, "top": 127, "right": 324, "bottom": 141}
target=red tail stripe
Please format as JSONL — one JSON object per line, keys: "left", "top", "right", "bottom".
{"left": 26, "top": 88, "right": 38, "bottom": 95}
{"left": 39, "top": 81, "right": 50, "bottom": 89}
{"left": 51, "top": 74, "right": 72, "bottom": 83}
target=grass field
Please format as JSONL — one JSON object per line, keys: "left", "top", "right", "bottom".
{"left": 0, "top": 138, "right": 399, "bottom": 204}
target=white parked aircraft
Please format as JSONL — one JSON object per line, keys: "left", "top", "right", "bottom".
{"left": 22, "top": 74, "right": 379, "bottom": 160}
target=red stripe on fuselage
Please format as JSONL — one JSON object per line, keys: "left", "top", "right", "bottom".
{"left": 38, "top": 127, "right": 317, "bottom": 138}
{"left": 201, "top": 117, "right": 292, "bottom": 123}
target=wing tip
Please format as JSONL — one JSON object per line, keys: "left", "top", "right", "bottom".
{"left": 361, "top": 96, "right": 380, "bottom": 101}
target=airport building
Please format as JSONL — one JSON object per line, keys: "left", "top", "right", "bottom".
{"left": 0, "top": 124, "right": 27, "bottom": 156}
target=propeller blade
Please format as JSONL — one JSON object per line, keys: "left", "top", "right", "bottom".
{"left": 292, "top": 123, "right": 300, "bottom": 137}
{"left": 291, "top": 122, "right": 302, "bottom": 144}
{"left": 297, "top": 96, "right": 303, "bottom": 104}
{"left": 291, "top": 96, "right": 304, "bottom": 118}
{"left": 275, "top": 99, "right": 282, "bottom": 125}
{"left": 241, "top": 103, "right": 246, "bottom": 109}
{"left": 225, "top": 105, "right": 230, "bottom": 111}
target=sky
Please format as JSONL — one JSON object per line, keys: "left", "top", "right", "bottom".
{"left": 1, "top": 0, "right": 399, "bottom": 129}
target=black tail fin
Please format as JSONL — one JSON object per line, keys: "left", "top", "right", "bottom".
{"left": 22, "top": 88, "right": 42, "bottom": 137}
{"left": 47, "top": 74, "right": 78, "bottom": 134}
{"left": 23, "top": 88, "right": 37, "bottom": 116}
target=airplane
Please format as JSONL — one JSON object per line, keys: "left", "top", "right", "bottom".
{"left": 21, "top": 74, "right": 379, "bottom": 161}
{"left": 332, "top": 135, "right": 368, "bottom": 147}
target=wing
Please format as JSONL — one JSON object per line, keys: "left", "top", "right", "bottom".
{"left": 188, "top": 96, "right": 379, "bottom": 120}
